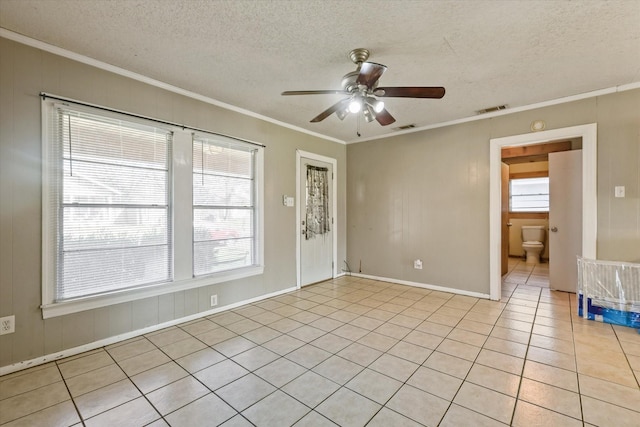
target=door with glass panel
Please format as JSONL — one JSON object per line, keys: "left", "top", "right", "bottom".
{"left": 299, "top": 157, "right": 333, "bottom": 286}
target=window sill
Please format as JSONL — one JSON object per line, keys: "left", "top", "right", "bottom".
{"left": 508, "top": 212, "right": 549, "bottom": 219}
{"left": 41, "top": 265, "right": 264, "bottom": 319}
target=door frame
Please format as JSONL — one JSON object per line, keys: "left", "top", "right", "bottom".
{"left": 489, "top": 124, "right": 597, "bottom": 300}
{"left": 296, "top": 150, "right": 338, "bottom": 289}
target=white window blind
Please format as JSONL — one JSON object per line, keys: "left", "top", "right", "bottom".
{"left": 193, "top": 135, "right": 256, "bottom": 276}
{"left": 510, "top": 177, "right": 550, "bottom": 212}
{"left": 48, "top": 106, "right": 172, "bottom": 301}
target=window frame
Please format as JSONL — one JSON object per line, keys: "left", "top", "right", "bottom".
{"left": 509, "top": 176, "right": 550, "bottom": 213}
{"left": 192, "top": 133, "right": 258, "bottom": 277}
{"left": 41, "top": 97, "right": 264, "bottom": 319}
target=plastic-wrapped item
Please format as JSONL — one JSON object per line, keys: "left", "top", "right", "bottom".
{"left": 577, "top": 257, "right": 640, "bottom": 330}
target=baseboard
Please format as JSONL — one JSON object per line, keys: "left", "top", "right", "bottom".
{"left": 349, "top": 273, "right": 491, "bottom": 299}
{"left": 0, "top": 286, "right": 297, "bottom": 376}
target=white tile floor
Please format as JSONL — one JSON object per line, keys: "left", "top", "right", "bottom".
{"left": 1, "top": 260, "right": 639, "bottom": 426}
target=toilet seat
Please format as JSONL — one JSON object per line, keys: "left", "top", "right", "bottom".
{"left": 522, "top": 241, "right": 543, "bottom": 247}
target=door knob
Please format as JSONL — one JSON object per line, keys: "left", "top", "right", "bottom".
{"left": 550, "top": 226, "right": 558, "bottom": 232}
{"left": 507, "top": 223, "right": 512, "bottom": 227}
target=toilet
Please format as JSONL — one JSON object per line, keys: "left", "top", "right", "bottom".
{"left": 521, "top": 225, "right": 546, "bottom": 264}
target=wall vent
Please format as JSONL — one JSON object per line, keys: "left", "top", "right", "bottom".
{"left": 393, "top": 124, "right": 416, "bottom": 131}
{"left": 476, "top": 104, "right": 508, "bottom": 114}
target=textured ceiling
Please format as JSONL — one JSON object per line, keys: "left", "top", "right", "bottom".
{"left": 1, "top": 0, "right": 639, "bottom": 142}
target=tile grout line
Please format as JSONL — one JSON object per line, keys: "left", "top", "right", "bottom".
{"left": 54, "top": 359, "right": 86, "bottom": 427}
{"left": 6, "top": 272, "right": 639, "bottom": 426}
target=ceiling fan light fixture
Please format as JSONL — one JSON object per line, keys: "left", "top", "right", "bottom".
{"left": 363, "top": 105, "right": 376, "bottom": 122}
{"left": 282, "top": 48, "right": 445, "bottom": 127}
{"left": 348, "top": 99, "right": 362, "bottom": 113}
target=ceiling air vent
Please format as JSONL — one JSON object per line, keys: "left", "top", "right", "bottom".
{"left": 476, "top": 104, "right": 508, "bottom": 115}
{"left": 393, "top": 124, "right": 416, "bottom": 131}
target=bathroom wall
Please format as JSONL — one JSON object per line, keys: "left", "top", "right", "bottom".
{"left": 507, "top": 161, "right": 549, "bottom": 259}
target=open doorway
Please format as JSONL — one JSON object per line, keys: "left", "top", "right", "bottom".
{"left": 501, "top": 139, "right": 582, "bottom": 289}
{"left": 489, "top": 124, "right": 598, "bottom": 300}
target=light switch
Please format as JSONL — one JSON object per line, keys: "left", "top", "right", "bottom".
{"left": 615, "top": 186, "right": 625, "bottom": 198}
{"left": 283, "top": 195, "right": 295, "bottom": 207}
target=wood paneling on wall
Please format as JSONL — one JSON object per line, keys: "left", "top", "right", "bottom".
{"left": 0, "top": 37, "right": 347, "bottom": 369}
{"left": 347, "top": 89, "right": 640, "bottom": 294}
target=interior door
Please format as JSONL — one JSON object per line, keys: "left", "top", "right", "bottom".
{"left": 501, "top": 162, "right": 510, "bottom": 276}
{"left": 549, "top": 150, "right": 582, "bottom": 292}
{"left": 299, "top": 157, "right": 333, "bottom": 286}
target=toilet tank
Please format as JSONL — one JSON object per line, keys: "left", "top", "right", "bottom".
{"left": 521, "top": 225, "right": 546, "bottom": 243}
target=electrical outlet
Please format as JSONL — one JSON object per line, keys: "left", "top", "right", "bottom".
{"left": 210, "top": 295, "right": 218, "bottom": 307}
{"left": 0, "top": 315, "right": 15, "bottom": 335}
{"left": 414, "top": 259, "right": 423, "bottom": 270}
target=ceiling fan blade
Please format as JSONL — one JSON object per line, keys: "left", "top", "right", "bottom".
{"left": 375, "top": 86, "right": 445, "bottom": 98}
{"left": 310, "top": 98, "right": 350, "bottom": 123}
{"left": 356, "top": 62, "right": 387, "bottom": 89}
{"left": 375, "top": 108, "right": 396, "bottom": 126}
{"left": 282, "top": 90, "right": 349, "bottom": 96}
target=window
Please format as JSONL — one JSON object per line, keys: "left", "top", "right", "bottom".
{"left": 193, "top": 135, "right": 257, "bottom": 276}
{"left": 45, "top": 106, "right": 172, "bottom": 301}
{"left": 510, "top": 177, "right": 549, "bottom": 212}
{"left": 42, "top": 97, "right": 263, "bottom": 318}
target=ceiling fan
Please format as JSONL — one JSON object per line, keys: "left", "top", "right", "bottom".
{"left": 282, "top": 48, "right": 445, "bottom": 127}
